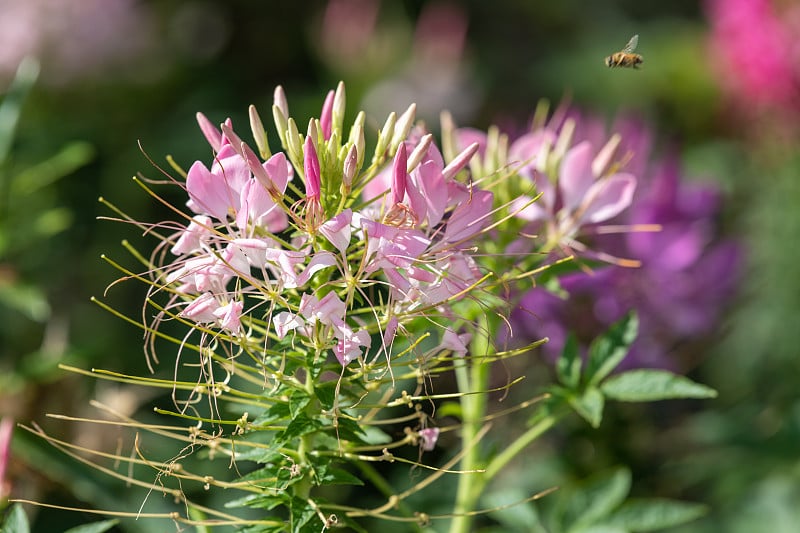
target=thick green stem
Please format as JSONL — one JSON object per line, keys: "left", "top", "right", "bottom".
{"left": 450, "top": 315, "right": 491, "bottom": 533}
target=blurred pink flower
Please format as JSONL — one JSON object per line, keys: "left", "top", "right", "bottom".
{"left": 706, "top": 0, "right": 800, "bottom": 116}
{"left": 0, "top": 0, "right": 158, "bottom": 84}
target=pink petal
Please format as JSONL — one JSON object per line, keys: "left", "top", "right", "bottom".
{"left": 319, "top": 209, "right": 353, "bottom": 255}
{"left": 559, "top": 141, "right": 595, "bottom": 212}
{"left": 579, "top": 173, "right": 637, "bottom": 224}
{"left": 186, "top": 161, "right": 231, "bottom": 221}
{"left": 443, "top": 189, "right": 493, "bottom": 243}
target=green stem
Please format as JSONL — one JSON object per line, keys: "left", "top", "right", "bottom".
{"left": 483, "top": 412, "right": 559, "bottom": 480}
{"left": 450, "top": 315, "right": 491, "bottom": 533}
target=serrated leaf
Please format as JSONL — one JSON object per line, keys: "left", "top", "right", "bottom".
{"left": 289, "top": 496, "right": 318, "bottom": 532}
{"left": 585, "top": 313, "right": 638, "bottom": 386}
{"left": 601, "top": 370, "right": 717, "bottom": 402}
{"left": 276, "top": 412, "right": 321, "bottom": 444}
{"left": 557, "top": 334, "right": 582, "bottom": 389}
{"left": 560, "top": 468, "right": 631, "bottom": 533}
{"left": 568, "top": 387, "right": 605, "bottom": 428}
{"left": 604, "top": 498, "right": 707, "bottom": 531}
{"left": 1, "top": 504, "right": 30, "bottom": 533}
{"left": 63, "top": 520, "right": 119, "bottom": 533}
{"left": 315, "top": 383, "right": 336, "bottom": 410}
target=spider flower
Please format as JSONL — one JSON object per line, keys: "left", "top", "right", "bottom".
{"left": 157, "top": 84, "right": 492, "bottom": 369}
{"left": 511, "top": 116, "right": 741, "bottom": 369}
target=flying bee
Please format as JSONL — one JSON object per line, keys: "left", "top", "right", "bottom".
{"left": 605, "top": 34, "right": 643, "bottom": 69}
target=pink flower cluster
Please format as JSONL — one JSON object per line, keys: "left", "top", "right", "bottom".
{"left": 161, "top": 88, "right": 490, "bottom": 367}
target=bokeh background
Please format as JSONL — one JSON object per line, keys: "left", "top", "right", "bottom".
{"left": 1, "top": 0, "right": 798, "bottom": 531}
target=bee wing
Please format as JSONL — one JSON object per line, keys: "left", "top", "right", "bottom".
{"left": 623, "top": 34, "right": 639, "bottom": 53}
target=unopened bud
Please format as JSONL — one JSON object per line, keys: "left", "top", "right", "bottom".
{"left": 273, "top": 85, "right": 289, "bottom": 121}
{"left": 390, "top": 103, "right": 416, "bottom": 155}
{"left": 391, "top": 143, "right": 408, "bottom": 205}
{"left": 196, "top": 112, "right": 222, "bottom": 152}
{"left": 332, "top": 81, "right": 346, "bottom": 139}
{"left": 373, "top": 112, "right": 396, "bottom": 162}
{"left": 343, "top": 144, "right": 358, "bottom": 189}
{"left": 220, "top": 123, "right": 245, "bottom": 157}
{"left": 304, "top": 136, "right": 321, "bottom": 201}
{"left": 443, "top": 142, "right": 480, "bottom": 181}
{"left": 249, "top": 105, "right": 271, "bottom": 159}
{"left": 319, "top": 90, "right": 334, "bottom": 141}
{"left": 407, "top": 134, "right": 433, "bottom": 174}
{"left": 285, "top": 118, "right": 303, "bottom": 170}
{"left": 348, "top": 112, "right": 366, "bottom": 169}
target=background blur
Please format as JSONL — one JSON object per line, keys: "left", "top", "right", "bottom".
{"left": 1, "top": 0, "right": 798, "bottom": 531}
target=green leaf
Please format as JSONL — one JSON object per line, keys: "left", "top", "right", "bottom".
{"left": 277, "top": 412, "right": 322, "bottom": 444}
{"left": 585, "top": 313, "right": 639, "bottom": 386}
{"left": 11, "top": 141, "right": 95, "bottom": 196}
{"left": 568, "top": 387, "right": 605, "bottom": 428}
{"left": 63, "top": 520, "right": 119, "bottom": 533}
{"left": 604, "top": 498, "right": 707, "bottom": 531}
{"left": 559, "top": 467, "right": 631, "bottom": 533}
{"left": 1, "top": 504, "right": 30, "bottom": 533}
{"left": 601, "top": 370, "right": 717, "bottom": 402}
{"left": 289, "top": 496, "right": 318, "bottom": 532}
{"left": 318, "top": 466, "right": 364, "bottom": 486}
{"left": 485, "top": 489, "right": 547, "bottom": 533}
{"left": 557, "top": 334, "right": 582, "bottom": 389}
{"left": 0, "top": 57, "right": 39, "bottom": 164}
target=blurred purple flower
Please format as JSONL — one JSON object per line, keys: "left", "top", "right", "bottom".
{"left": 513, "top": 118, "right": 741, "bottom": 370}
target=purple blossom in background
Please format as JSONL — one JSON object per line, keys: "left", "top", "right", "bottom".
{"left": 513, "top": 116, "right": 741, "bottom": 370}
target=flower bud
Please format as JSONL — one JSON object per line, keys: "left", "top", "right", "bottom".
{"left": 443, "top": 142, "right": 479, "bottom": 181}
{"left": 391, "top": 143, "right": 408, "bottom": 205}
{"left": 196, "top": 112, "right": 222, "bottom": 152}
{"left": 342, "top": 144, "right": 358, "bottom": 190}
{"left": 390, "top": 103, "right": 416, "bottom": 155}
{"left": 273, "top": 85, "right": 289, "bottom": 121}
{"left": 407, "top": 133, "right": 433, "bottom": 174}
{"left": 319, "top": 89, "right": 334, "bottom": 141}
{"left": 304, "top": 135, "right": 321, "bottom": 201}
{"left": 332, "top": 81, "right": 346, "bottom": 139}
{"left": 373, "top": 112, "right": 396, "bottom": 163}
{"left": 249, "top": 105, "right": 271, "bottom": 159}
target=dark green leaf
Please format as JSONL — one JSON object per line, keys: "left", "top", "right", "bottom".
{"left": 289, "top": 496, "right": 318, "bottom": 532}
{"left": 559, "top": 467, "right": 631, "bottom": 533}
{"left": 601, "top": 370, "right": 717, "bottom": 402}
{"left": 276, "top": 413, "right": 321, "bottom": 444}
{"left": 1, "top": 504, "right": 30, "bottom": 533}
{"left": 569, "top": 387, "right": 605, "bottom": 428}
{"left": 315, "top": 383, "right": 336, "bottom": 410}
{"left": 317, "top": 466, "right": 364, "bottom": 486}
{"left": 585, "top": 313, "right": 639, "bottom": 386}
{"left": 63, "top": 520, "right": 119, "bottom": 533}
{"left": 604, "top": 498, "right": 707, "bottom": 531}
{"left": 557, "top": 334, "right": 582, "bottom": 389}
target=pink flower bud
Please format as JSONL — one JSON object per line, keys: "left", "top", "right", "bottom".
{"left": 303, "top": 136, "right": 321, "bottom": 201}
{"left": 320, "top": 89, "right": 335, "bottom": 141}
{"left": 391, "top": 143, "right": 408, "bottom": 205}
